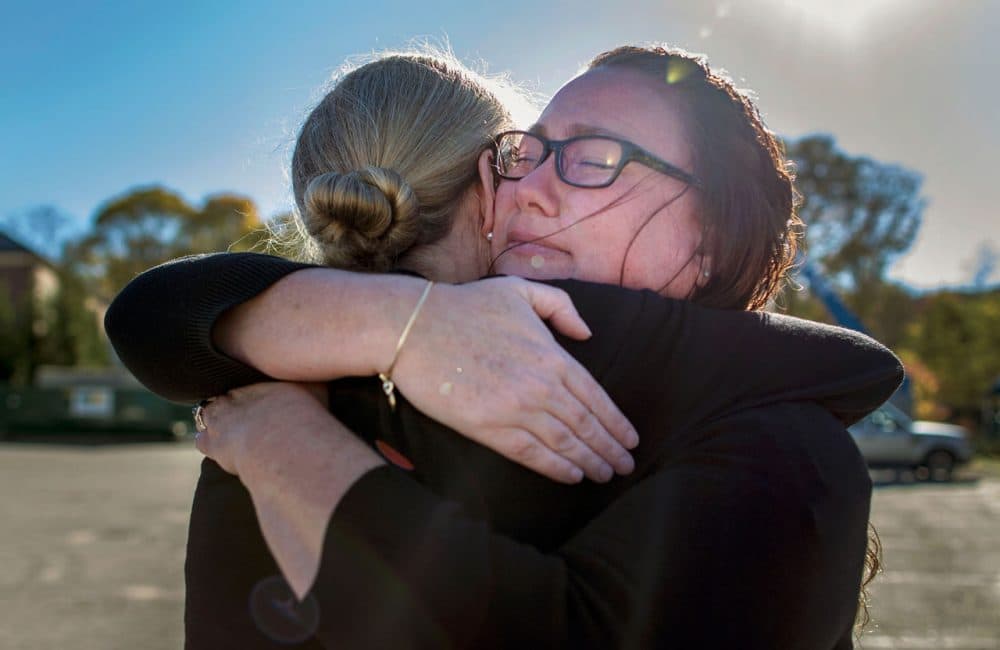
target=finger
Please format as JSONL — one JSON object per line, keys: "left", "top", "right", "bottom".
{"left": 496, "top": 428, "right": 586, "bottom": 485}
{"left": 538, "top": 382, "right": 635, "bottom": 476}
{"left": 522, "top": 411, "right": 616, "bottom": 482}
{"left": 561, "top": 354, "right": 639, "bottom": 451}
{"left": 520, "top": 282, "right": 592, "bottom": 340}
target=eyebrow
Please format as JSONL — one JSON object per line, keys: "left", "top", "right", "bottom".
{"left": 527, "top": 123, "right": 629, "bottom": 140}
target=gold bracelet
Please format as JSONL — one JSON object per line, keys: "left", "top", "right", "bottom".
{"left": 379, "top": 280, "right": 434, "bottom": 410}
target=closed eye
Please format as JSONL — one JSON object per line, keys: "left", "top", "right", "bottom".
{"left": 578, "top": 160, "right": 616, "bottom": 170}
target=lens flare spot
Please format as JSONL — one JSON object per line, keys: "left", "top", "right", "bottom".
{"left": 66, "top": 529, "right": 97, "bottom": 546}
{"left": 665, "top": 59, "right": 697, "bottom": 84}
{"left": 530, "top": 255, "right": 545, "bottom": 269}
{"left": 38, "top": 562, "right": 65, "bottom": 584}
{"left": 122, "top": 584, "right": 168, "bottom": 601}
{"left": 249, "top": 575, "right": 320, "bottom": 644}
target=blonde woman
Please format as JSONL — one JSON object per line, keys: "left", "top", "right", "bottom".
{"left": 108, "top": 48, "right": 900, "bottom": 648}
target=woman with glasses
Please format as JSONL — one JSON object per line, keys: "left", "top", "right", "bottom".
{"left": 495, "top": 130, "right": 702, "bottom": 190}
{"left": 106, "top": 46, "right": 900, "bottom": 648}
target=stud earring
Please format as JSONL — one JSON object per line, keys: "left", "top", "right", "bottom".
{"left": 702, "top": 269, "right": 711, "bottom": 278}
{"left": 486, "top": 231, "right": 494, "bottom": 241}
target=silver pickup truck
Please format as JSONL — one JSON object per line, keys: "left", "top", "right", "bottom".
{"left": 848, "top": 402, "right": 973, "bottom": 481}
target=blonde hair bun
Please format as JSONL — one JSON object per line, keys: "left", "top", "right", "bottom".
{"left": 286, "top": 52, "right": 523, "bottom": 272}
{"left": 302, "top": 166, "right": 421, "bottom": 271}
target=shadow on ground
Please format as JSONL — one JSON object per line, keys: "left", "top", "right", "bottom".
{"left": 871, "top": 467, "right": 981, "bottom": 489}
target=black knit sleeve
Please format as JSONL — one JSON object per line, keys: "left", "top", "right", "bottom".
{"left": 545, "top": 279, "right": 904, "bottom": 431}
{"left": 306, "top": 402, "right": 868, "bottom": 649}
{"left": 104, "top": 253, "right": 319, "bottom": 403}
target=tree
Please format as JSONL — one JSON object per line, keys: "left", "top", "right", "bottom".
{"left": 68, "top": 186, "right": 263, "bottom": 301}
{"left": 785, "top": 135, "right": 924, "bottom": 291}
{"left": 1, "top": 188, "right": 269, "bottom": 380}
{"left": 0, "top": 285, "right": 32, "bottom": 383}
{"left": 68, "top": 186, "right": 196, "bottom": 301}
{"left": 183, "top": 194, "right": 266, "bottom": 253}
{"left": 900, "top": 290, "right": 1000, "bottom": 420}
{"left": 782, "top": 135, "right": 925, "bottom": 334}
{"left": 0, "top": 205, "right": 74, "bottom": 261}
{"left": 967, "top": 242, "right": 999, "bottom": 289}
{"left": 32, "top": 264, "right": 107, "bottom": 368}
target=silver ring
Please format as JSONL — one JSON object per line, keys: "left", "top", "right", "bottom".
{"left": 192, "top": 405, "right": 208, "bottom": 432}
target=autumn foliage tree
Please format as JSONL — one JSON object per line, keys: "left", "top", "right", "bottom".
{"left": 900, "top": 290, "right": 1000, "bottom": 421}
{"left": 787, "top": 134, "right": 924, "bottom": 293}
{"left": 66, "top": 186, "right": 265, "bottom": 301}
{"left": 780, "top": 136, "right": 1000, "bottom": 435}
{"left": 781, "top": 136, "right": 924, "bottom": 343}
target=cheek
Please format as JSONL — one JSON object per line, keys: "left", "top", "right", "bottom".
{"left": 621, "top": 202, "right": 703, "bottom": 294}
{"left": 493, "top": 184, "right": 518, "bottom": 231}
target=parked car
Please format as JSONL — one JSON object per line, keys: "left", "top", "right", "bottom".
{"left": 848, "top": 402, "right": 973, "bottom": 481}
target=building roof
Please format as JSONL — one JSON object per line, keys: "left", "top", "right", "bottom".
{"left": 0, "top": 231, "right": 53, "bottom": 267}
{"left": 0, "top": 231, "right": 36, "bottom": 254}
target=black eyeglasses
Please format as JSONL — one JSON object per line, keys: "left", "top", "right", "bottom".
{"left": 493, "top": 130, "right": 701, "bottom": 189}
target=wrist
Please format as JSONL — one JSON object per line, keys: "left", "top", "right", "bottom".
{"left": 378, "top": 280, "right": 434, "bottom": 409}
{"left": 338, "top": 272, "right": 432, "bottom": 378}
{"left": 237, "top": 401, "right": 386, "bottom": 503}
{"left": 241, "top": 269, "right": 428, "bottom": 380}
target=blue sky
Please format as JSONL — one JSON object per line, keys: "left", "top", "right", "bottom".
{"left": 2, "top": 0, "right": 998, "bottom": 289}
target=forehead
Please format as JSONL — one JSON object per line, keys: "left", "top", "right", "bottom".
{"left": 536, "top": 67, "right": 690, "bottom": 158}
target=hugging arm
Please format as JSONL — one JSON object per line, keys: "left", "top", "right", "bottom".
{"left": 106, "top": 252, "right": 637, "bottom": 483}
{"left": 105, "top": 253, "right": 460, "bottom": 399}
{"left": 540, "top": 278, "right": 903, "bottom": 434}
{"left": 171, "top": 258, "right": 901, "bottom": 648}
{"left": 107, "top": 254, "right": 902, "bottom": 436}
{"left": 229, "top": 401, "right": 869, "bottom": 649}
{"left": 104, "top": 253, "right": 314, "bottom": 401}
{"left": 107, "top": 253, "right": 901, "bottom": 483}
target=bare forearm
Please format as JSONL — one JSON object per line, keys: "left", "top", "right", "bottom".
{"left": 238, "top": 413, "right": 386, "bottom": 599}
{"left": 214, "top": 268, "right": 428, "bottom": 381}
{"left": 106, "top": 253, "right": 428, "bottom": 401}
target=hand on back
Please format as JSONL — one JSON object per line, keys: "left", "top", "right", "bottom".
{"left": 390, "top": 276, "right": 638, "bottom": 484}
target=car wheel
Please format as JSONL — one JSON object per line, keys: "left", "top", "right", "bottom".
{"left": 923, "top": 450, "right": 955, "bottom": 482}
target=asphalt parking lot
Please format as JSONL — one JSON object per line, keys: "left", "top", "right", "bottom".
{"left": 863, "top": 471, "right": 1000, "bottom": 649}
{"left": 1, "top": 441, "right": 997, "bottom": 650}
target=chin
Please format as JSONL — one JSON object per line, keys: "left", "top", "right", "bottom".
{"left": 496, "top": 260, "right": 573, "bottom": 281}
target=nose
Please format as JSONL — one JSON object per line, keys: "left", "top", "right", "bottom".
{"left": 513, "top": 153, "right": 561, "bottom": 219}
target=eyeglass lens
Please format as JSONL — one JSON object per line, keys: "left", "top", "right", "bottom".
{"left": 499, "top": 133, "right": 625, "bottom": 187}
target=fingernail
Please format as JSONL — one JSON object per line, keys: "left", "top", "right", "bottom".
{"left": 598, "top": 463, "right": 614, "bottom": 483}
{"left": 617, "top": 452, "right": 635, "bottom": 475}
{"left": 625, "top": 429, "right": 639, "bottom": 449}
{"left": 570, "top": 467, "right": 584, "bottom": 483}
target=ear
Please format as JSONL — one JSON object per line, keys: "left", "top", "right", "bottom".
{"left": 475, "top": 148, "right": 497, "bottom": 238}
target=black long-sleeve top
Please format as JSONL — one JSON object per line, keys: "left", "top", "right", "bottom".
{"left": 104, "top": 253, "right": 905, "bottom": 649}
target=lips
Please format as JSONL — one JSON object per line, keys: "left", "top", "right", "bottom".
{"left": 505, "top": 230, "right": 568, "bottom": 255}
{"left": 493, "top": 228, "right": 574, "bottom": 277}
